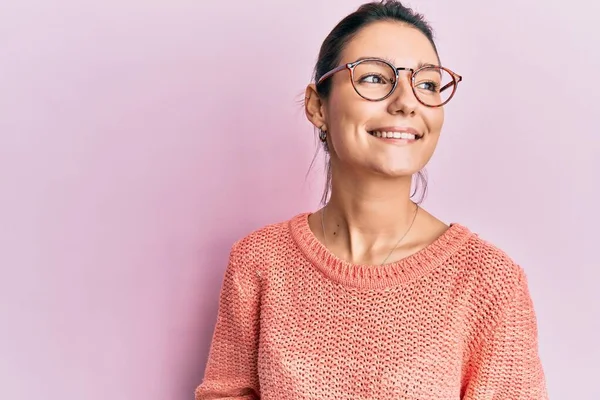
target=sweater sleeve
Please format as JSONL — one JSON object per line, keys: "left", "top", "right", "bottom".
{"left": 195, "top": 242, "right": 261, "bottom": 400}
{"left": 462, "top": 269, "right": 549, "bottom": 400}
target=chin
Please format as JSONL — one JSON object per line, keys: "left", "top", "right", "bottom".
{"left": 371, "top": 164, "right": 423, "bottom": 179}
{"left": 367, "top": 157, "right": 426, "bottom": 177}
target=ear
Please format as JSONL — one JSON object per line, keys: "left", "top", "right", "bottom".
{"left": 304, "top": 84, "right": 327, "bottom": 131}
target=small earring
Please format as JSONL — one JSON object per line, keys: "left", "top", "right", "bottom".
{"left": 319, "top": 129, "right": 327, "bottom": 142}
{"left": 319, "top": 125, "right": 327, "bottom": 142}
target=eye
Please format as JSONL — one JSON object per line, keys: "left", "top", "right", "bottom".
{"left": 415, "top": 81, "right": 440, "bottom": 92}
{"left": 358, "top": 74, "right": 389, "bottom": 84}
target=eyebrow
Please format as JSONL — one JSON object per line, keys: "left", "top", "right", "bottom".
{"left": 355, "top": 56, "right": 440, "bottom": 69}
{"left": 417, "top": 61, "right": 440, "bottom": 68}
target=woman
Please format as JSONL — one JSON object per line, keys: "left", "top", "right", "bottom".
{"left": 196, "top": 1, "right": 548, "bottom": 399}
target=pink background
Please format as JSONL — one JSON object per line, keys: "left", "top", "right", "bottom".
{"left": 1, "top": 0, "right": 598, "bottom": 399}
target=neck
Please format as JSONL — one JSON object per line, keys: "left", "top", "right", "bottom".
{"left": 322, "top": 169, "right": 419, "bottom": 265}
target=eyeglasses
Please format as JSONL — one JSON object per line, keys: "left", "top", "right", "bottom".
{"left": 316, "top": 57, "right": 463, "bottom": 107}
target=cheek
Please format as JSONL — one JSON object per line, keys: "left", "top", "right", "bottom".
{"left": 330, "top": 96, "right": 364, "bottom": 124}
{"left": 327, "top": 82, "right": 378, "bottom": 127}
{"left": 423, "top": 108, "right": 445, "bottom": 134}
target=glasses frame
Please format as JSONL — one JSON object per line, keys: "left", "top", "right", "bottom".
{"left": 316, "top": 57, "right": 463, "bottom": 108}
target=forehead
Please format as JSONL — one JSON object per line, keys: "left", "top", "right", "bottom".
{"left": 340, "top": 21, "right": 439, "bottom": 67}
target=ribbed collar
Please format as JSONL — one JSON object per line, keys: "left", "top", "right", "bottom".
{"left": 289, "top": 212, "right": 473, "bottom": 290}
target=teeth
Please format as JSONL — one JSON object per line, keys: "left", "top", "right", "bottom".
{"left": 371, "top": 131, "right": 417, "bottom": 140}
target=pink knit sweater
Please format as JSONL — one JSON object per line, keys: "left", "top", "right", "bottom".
{"left": 195, "top": 213, "right": 548, "bottom": 399}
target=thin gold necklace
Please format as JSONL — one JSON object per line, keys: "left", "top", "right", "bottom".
{"left": 320, "top": 203, "right": 420, "bottom": 266}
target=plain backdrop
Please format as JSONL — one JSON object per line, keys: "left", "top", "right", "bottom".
{"left": 1, "top": 0, "right": 598, "bottom": 399}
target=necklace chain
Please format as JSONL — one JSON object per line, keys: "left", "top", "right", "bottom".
{"left": 320, "top": 203, "right": 420, "bottom": 266}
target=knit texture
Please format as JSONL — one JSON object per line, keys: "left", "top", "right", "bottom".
{"left": 195, "top": 213, "right": 548, "bottom": 400}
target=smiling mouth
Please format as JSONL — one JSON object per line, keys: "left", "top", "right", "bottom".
{"left": 368, "top": 130, "right": 423, "bottom": 140}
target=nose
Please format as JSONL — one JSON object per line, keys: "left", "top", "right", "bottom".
{"left": 387, "top": 74, "right": 418, "bottom": 116}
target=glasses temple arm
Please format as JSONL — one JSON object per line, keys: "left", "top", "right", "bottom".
{"left": 317, "top": 65, "right": 349, "bottom": 85}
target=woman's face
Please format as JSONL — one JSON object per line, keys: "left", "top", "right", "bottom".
{"left": 310, "top": 21, "right": 445, "bottom": 179}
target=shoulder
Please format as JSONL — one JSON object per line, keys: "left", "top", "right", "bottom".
{"left": 460, "top": 229, "right": 525, "bottom": 286}
{"left": 435, "top": 221, "right": 525, "bottom": 292}
{"left": 454, "top": 226, "right": 532, "bottom": 326}
{"left": 228, "top": 212, "right": 304, "bottom": 268}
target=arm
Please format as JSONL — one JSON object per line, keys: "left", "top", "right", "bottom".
{"left": 462, "top": 269, "right": 549, "bottom": 399}
{"left": 195, "top": 242, "right": 261, "bottom": 400}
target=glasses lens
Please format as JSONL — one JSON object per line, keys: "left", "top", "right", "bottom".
{"left": 413, "top": 66, "right": 456, "bottom": 106}
{"left": 352, "top": 60, "right": 397, "bottom": 100}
